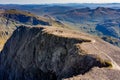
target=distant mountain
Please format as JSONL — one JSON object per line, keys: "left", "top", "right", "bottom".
{"left": 53, "top": 7, "right": 120, "bottom": 23}
{"left": 1, "top": 26, "right": 120, "bottom": 80}
{"left": 0, "top": 3, "right": 120, "bottom": 15}
{"left": 51, "top": 7, "right": 120, "bottom": 47}
{"left": 55, "top": 3, "right": 120, "bottom": 9}
{"left": 0, "top": 3, "right": 120, "bottom": 10}
{"left": 0, "top": 5, "right": 75, "bottom": 16}
{"left": 96, "top": 18, "right": 120, "bottom": 47}
{"left": 96, "top": 18, "right": 120, "bottom": 38}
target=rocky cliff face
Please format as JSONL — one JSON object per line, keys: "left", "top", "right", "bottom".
{"left": 1, "top": 26, "right": 120, "bottom": 80}
{"left": 0, "top": 9, "right": 66, "bottom": 50}
{"left": 0, "top": 9, "right": 49, "bottom": 50}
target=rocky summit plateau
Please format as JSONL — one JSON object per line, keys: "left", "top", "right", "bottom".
{"left": 0, "top": 26, "right": 120, "bottom": 80}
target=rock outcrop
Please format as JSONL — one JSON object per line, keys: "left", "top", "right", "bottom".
{"left": 0, "top": 9, "right": 66, "bottom": 50}
{"left": 0, "top": 26, "right": 120, "bottom": 80}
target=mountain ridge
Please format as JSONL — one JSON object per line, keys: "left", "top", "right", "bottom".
{"left": 0, "top": 26, "right": 120, "bottom": 80}
{"left": 0, "top": 9, "right": 68, "bottom": 50}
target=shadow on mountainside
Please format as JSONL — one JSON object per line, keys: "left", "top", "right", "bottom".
{"left": 0, "top": 26, "right": 112, "bottom": 80}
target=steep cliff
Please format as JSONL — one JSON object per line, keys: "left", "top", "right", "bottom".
{"left": 0, "top": 9, "right": 66, "bottom": 50}
{"left": 0, "top": 26, "right": 120, "bottom": 80}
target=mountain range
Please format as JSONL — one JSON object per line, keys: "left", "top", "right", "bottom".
{"left": 0, "top": 4, "right": 120, "bottom": 80}
{"left": 1, "top": 5, "right": 118, "bottom": 47}
{"left": 51, "top": 7, "right": 120, "bottom": 47}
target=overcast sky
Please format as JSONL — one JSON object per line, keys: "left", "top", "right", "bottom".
{"left": 0, "top": 0, "right": 120, "bottom": 4}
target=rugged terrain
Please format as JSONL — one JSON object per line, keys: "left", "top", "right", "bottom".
{"left": 52, "top": 7, "right": 120, "bottom": 47}
{"left": 0, "top": 26, "right": 120, "bottom": 80}
{"left": 0, "top": 5, "right": 120, "bottom": 47}
{"left": 0, "top": 9, "right": 66, "bottom": 50}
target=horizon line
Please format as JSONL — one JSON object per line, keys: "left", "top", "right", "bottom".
{"left": 0, "top": 2, "right": 120, "bottom": 5}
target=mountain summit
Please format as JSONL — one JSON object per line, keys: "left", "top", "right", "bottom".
{"left": 0, "top": 9, "right": 66, "bottom": 50}
{"left": 0, "top": 26, "right": 120, "bottom": 80}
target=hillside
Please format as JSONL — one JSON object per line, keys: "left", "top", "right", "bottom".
{"left": 53, "top": 7, "right": 120, "bottom": 22}
{"left": 96, "top": 18, "right": 120, "bottom": 38}
{"left": 0, "top": 6, "right": 119, "bottom": 47}
{"left": 52, "top": 7, "right": 120, "bottom": 35}
{"left": 0, "top": 26, "right": 120, "bottom": 80}
{"left": 0, "top": 9, "right": 67, "bottom": 50}
{"left": 52, "top": 7, "right": 120, "bottom": 47}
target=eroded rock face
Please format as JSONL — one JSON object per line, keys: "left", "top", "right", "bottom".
{"left": 0, "top": 9, "right": 50, "bottom": 51}
{"left": 0, "top": 9, "right": 66, "bottom": 50}
{"left": 0, "top": 26, "right": 112, "bottom": 80}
